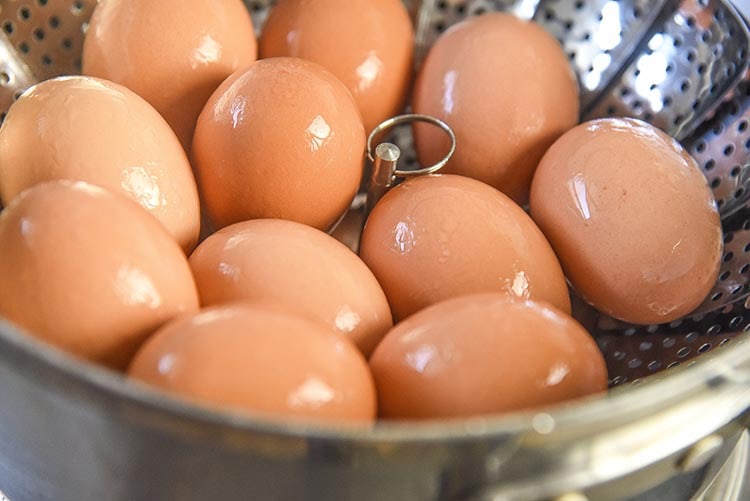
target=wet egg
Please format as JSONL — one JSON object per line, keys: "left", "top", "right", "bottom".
{"left": 370, "top": 294, "right": 607, "bottom": 419}
{"left": 530, "top": 118, "right": 722, "bottom": 324}
{"left": 359, "top": 174, "right": 571, "bottom": 321}
{"left": 129, "top": 303, "right": 376, "bottom": 423}
{"left": 0, "top": 76, "right": 200, "bottom": 252}
{"left": 412, "top": 12, "right": 579, "bottom": 205}
{"left": 189, "top": 219, "right": 392, "bottom": 356}
{"left": 0, "top": 181, "right": 199, "bottom": 370}
{"left": 261, "top": 0, "right": 414, "bottom": 134}
{"left": 83, "top": 0, "right": 258, "bottom": 150}
{"left": 192, "top": 58, "right": 365, "bottom": 231}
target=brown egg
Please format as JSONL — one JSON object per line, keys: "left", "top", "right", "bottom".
{"left": 192, "top": 58, "right": 365, "bottom": 231}
{"left": 412, "top": 13, "right": 579, "bottom": 205}
{"left": 189, "top": 219, "right": 392, "bottom": 356}
{"left": 0, "top": 76, "right": 200, "bottom": 252}
{"left": 0, "top": 181, "right": 199, "bottom": 370}
{"left": 83, "top": 0, "right": 257, "bottom": 150}
{"left": 370, "top": 294, "right": 607, "bottom": 419}
{"left": 359, "top": 174, "right": 570, "bottom": 321}
{"left": 129, "top": 304, "right": 376, "bottom": 423}
{"left": 261, "top": 0, "right": 414, "bottom": 134}
{"left": 530, "top": 118, "right": 722, "bottom": 325}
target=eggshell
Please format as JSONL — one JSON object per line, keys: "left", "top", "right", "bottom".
{"left": 83, "top": 0, "right": 257, "bottom": 150}
{"left": 261, "top": 0, "right": 414, "bottom": 134}
{"left": 0, "top": 181, "right": 199, "bottom": 370}
{"left": 189, "top": 219, "right": 392, "bottom": 356}
{"left": 192, "top": 58, "right": 365, "bottom": 231}
{"left": 530, "top": 118, "right": 722, "bottom": 324}
{"left": 0, "top": 76, "right": 200, "bottom": 252}
{"left": 129, "top": 304, "right": 376, "bottom": 423}
{"left": 370, "top": 294, "right": 607, "bottom": 419}
{"left": 412, "top": 12, "right": 579, "bottom": 205}
{"left": 359, "top": 174, "right": 571, "bottom": 320}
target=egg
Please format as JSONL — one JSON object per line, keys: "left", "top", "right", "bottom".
{"left": 189, "top": 219, "right": 392, "bottom": 356}
{"left": 83, "top": 0, "right": 257, "bottom": 150}
{"left": 359, "top": 174, "right": 570, "bottom": 321}
{"left": 530, "top": 118, "right": 722, "bottom": 325}
{"left": 192, "top": 58, "right": 366, "bottom": 231}
{"left": 0, "top": 76, "right": 200, "bottom": 252}
{"left": 0, "top": 181, "right": 199, "bottom": 370}
{"left": 412, "top": 13, "right": 579, "bottom": 205}
{"left": 129, "top": 304, "right": 376, "bottom": 423}
{"left": 370, "top": 294, "right": 607, "bottom": 419}
{"left": 260, "top": 0, "right": 414, "bottom": 134}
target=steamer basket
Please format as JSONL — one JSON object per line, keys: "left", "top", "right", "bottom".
{"left": 1, "top": 1, "right": 750, "bottom": 500}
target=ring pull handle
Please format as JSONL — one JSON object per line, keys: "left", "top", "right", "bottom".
{"left": 365, "top": 113, "right": 456, "bottom": 214}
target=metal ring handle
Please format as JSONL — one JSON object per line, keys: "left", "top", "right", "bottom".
{"left": 366, "top": 113, "right": 456, "bottom": 177}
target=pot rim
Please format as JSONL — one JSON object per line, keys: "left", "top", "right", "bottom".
{"left": 1, "top": 317, "right": 748, "bottom": 444}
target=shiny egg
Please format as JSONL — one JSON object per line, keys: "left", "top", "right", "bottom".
{"left": 261, "top": 0, "right": 414, "bottom": 134}
{"left": 0, "top": 76, "right": 200, "bottom": 252}
{"left": 83, "top": 0, "right": 257, "bottom": 150}
{"left": 189, "top": 219, "right": 392, "bottom": 356}
{"left": 129, "top": 303, "right": 377, "bottom": 423}
{"left": 359, "top": 174, "right": 571, "bottom": 321}
{"left": 192, "top": 58, "right": 366, "bottom": 231}
{"left": 370, "top": 294, "right": 608, "bottom": 419}
{"left": 0, "top": 181, "right": 199, "bottom": 370}
{"left": 530, "top": 118, "right": 722, "bottom": 324}
{"left": 412, "top": 12, "right": 579, "bottom": 205}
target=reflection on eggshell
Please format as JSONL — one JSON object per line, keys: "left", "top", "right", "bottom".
{"left": 129, "top": 304, "right": 376, "bottom": 423}
{"left": 0, "top": 181, "right": 199, "bottom": 370}
{"left": 192, "top": 58, "right": 365, "bottom": 231}
{"left": 530, "top": 118, "right": 722, "bottom": 324}
{"left": 83, "top": 0, "right": 257, "bottom": 150}
{"left": 0, "top": 76, "right": 200, "bottom": 252}
{"left": 370, "top": 294, "right": 608, "bottom": 419}
{"left": 189, "top": 219, "right": 392, "bottom": 356}
{"left": 261, "top": 0, "right": 414, "bottom": 134}
{"left": 413, "top": 12, "right": 579, "bottom": 204}
{"left": 360, "top": 174, "right": 571, "bottom": 320}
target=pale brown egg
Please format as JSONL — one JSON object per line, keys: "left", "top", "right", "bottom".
{"left": 0, "top": 181, "right": 199, "bottom": 370}
{"left": 360, "top": 174, "right": 570, "bottom": 321}
{"left": 370, "top": 294, "right": 607, "bottom": 419}
{"left": 83, "top": 0, "right": 257, "bottom": 150}
{"left": 192, "top": 58, "right": 366, "bottom": 231}
{"left": 189, "top": 219, "right": 392, "bottom": 356}
{"left": 412, "top": 12, "right": 579, "bottom": 205}
{"left": 129, "top": 304, "right": 376, "bottom": 423}
{"left": 0, "top": 76, "right": 200, "bottom": 252}
{"left": 261, "top": 0, "right": 414, "bottom": 134}
{"left": 530, "top": 118, "right": 722, "bottom": 325}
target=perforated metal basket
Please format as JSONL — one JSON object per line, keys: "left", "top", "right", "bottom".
{"left": 1, "top": 1, "right": 750, "bottom": 500}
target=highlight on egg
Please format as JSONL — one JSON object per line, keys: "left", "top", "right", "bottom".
{"left": 129, "top": 303, "right": 377, "bottom": 423}
{"left": 0, "top": 76, "right": 201, "bottom": 252}
{"left": 83, "top": 0, "right": 258, "bottom": 150}
{"left": 189, "top": 218, "right": 392, "bottom": 356}
{"left": 530, "top": 118, "right": 722, "bottom": 325}
{"left": 412, "top": 12, "right": 579, "bottom": 205}
{"left": 370, "top": 294, "right": 608, "bottom": 419}
{"left": 0, "top": 181, "right": 199, "bottom": 370}
{"left": 261, "top": 0, "right": 414, "bottom": 134}
{"left": 360, "top": 174, "right": 571, "bottom": 321}
{"left": 192, "top": 57, "right": 366, "bottom": 231}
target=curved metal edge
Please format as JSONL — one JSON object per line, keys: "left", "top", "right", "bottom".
{"left": 0, "top": 316, "right": 749, "bottom": 448}
{"left": 366, "top": 113, "right": 456, "bottom": 178}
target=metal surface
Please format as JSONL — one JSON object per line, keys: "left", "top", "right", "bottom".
{"left": 365, "top": 113, "right": 456, "bottom": 213}
{"left": 1, "top": 0, "right": 750, "bottom": 500}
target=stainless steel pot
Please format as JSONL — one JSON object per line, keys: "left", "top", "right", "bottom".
{"left": 2, "top": 1, "right": 750, "bottom": 500}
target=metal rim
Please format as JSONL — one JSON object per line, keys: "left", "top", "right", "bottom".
{"left": 0, "top": 315, "right": 747, "bottom": 444}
